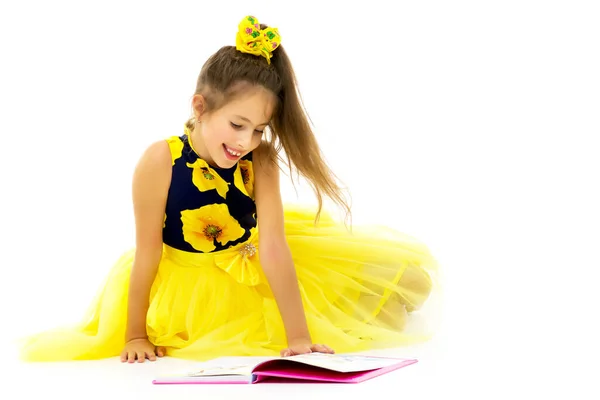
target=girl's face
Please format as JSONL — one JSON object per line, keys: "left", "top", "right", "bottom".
{"left": 192, "top": 87, "right": 276, "bottom": 169}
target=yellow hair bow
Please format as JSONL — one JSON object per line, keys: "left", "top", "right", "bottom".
{"left": 235, "top": 15, "right": 281, "bottom": 64}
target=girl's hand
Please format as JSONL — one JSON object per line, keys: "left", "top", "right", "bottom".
{"left": 280, "top": 339, "right": 335, "bottom": 357}
{"left": 120, "top": 338, "right": 166, "bottom": 363}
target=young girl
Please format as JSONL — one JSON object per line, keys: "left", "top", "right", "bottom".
{"left": 20, "top": 16, "right": 438, "bottom": 363}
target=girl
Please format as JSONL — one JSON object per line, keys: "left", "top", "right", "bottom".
{"left": 20, "top": 16, "right": 438, "bottom": 363}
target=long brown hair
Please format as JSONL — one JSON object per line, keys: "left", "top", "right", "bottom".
{"left": 185, "top": 26, "right": 350, "bottom": 224}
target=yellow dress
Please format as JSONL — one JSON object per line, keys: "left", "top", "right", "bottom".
{"left": 19, "top": 130, "right": 439, "bottom": 361}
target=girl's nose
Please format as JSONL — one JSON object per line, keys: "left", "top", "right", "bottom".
{"left": 237, "top": 129, "right": 254, "bottom": 149}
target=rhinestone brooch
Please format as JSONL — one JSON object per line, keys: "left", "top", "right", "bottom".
{"left": 239, "top": 243, "right": 257, "bottom": 257}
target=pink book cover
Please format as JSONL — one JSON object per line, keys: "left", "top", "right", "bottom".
{"left": 152, "top": 353, "right": 418, "bottom": 385}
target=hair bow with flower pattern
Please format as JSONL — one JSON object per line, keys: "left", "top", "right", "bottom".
{"left": 235, "top": 15, "right": 281, "bottom": 64}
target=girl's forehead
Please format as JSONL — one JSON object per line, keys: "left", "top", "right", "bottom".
{"left": 223, "top": 89, "right": 276, "bottom": 121}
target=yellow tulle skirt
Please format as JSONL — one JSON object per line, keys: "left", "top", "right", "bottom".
{"left": 19, "top": 205, "right": 439, "bottom": 362}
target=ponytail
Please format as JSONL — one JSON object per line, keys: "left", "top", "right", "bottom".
{"left": 269, "top": 45, "right": 351, "bottom": 224}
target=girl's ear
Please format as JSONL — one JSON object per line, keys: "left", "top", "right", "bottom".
{"left": 192, "top": 94, "right": 207, "bottom": 121}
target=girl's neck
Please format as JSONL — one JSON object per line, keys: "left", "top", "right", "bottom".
{"left": 188, "top": 124, "right": 217, "bottom": 167}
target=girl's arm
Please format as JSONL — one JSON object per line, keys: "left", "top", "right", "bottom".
{"left": 125, "top": 141, "right": 172, "bottom": 342}
{"left": 253, "top": 143, "right": 312, "bottom": 346}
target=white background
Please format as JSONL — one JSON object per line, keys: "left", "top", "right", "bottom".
{"left": 1, "top": 0, "right": 598, "bottom": 398}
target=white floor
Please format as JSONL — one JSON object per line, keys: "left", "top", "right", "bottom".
{"left": 5, "top": 292, "right": 598, "bottom": 400}
{"left": 7, "top": 330, "right": 597, "bottom": 399}
{"left": 6, "top": 335, "right": 446, "bottom": 400}
{"left": 6, "top": 294, "right": 450, "bottom": 399}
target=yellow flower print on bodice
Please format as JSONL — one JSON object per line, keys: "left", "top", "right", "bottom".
{"left": 234, "top": 159, "right": 255, "bottom": 199}
{"left": 187, "top": 158, "right": 230, "bottom": 199}
{"left": 161, "top": 130, "right": 257, "bottom": 253}
{"left": 166, "top": 136, "right": 184, "bottom": 165}
{"left": 181, "top": 204, "right": 246, "bottom": 252}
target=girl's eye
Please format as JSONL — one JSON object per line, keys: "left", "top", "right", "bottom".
{"left": 232, "top": 122, "right": 263, "bottom": 134}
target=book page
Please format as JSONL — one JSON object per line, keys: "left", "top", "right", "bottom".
{"left": 186, "top": 365, "right": 254, "bottom": 377}
{"left": 281, "top": 352, "right": 410, "bottom": 373}
{"left": 183, "top": 356, "right": 274, "bottom": 377}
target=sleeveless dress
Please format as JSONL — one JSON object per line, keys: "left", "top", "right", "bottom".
{"left": 19, "top": 128, "right": 439, "bottom": 361}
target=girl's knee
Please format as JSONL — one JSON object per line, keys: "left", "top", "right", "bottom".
{"left": 398, "top": 264, "right": 433, "bottom": 311}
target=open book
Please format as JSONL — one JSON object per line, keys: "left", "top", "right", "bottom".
{"left": 152, "top": 352, "right": 417, "bottom": 384}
